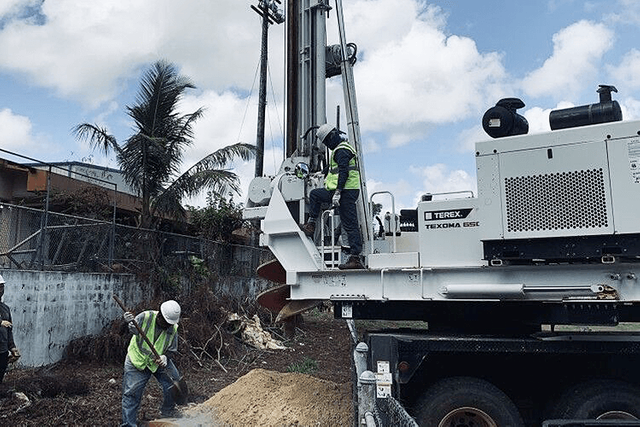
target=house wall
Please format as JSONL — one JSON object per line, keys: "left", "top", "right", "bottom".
{"left": 1, "top": 270, "right": 144, "bottom": 367}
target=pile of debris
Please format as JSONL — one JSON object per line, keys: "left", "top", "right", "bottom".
{"left": 63, "top": 287, "right": 282, "bottom": 370}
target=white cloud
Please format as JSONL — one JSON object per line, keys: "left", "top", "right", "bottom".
{"left": 523, "top": 101, "right": 575, "bottom": 133}
{"left": 0, "top": 0, "right": 21, "bottom": 17}
{"left": 179, "top": 90, "right": 260, "bottom": 170}
{"left": 362, "top": 135, "right": 382, "bottom": 154}
{"left": 0, "top": 0, "right": 274, "bottom": 108}
{"left": 608, "top": 49, "right": 640, "bottom": 90}
{"left": 408, "top": 163, "right": 477, "bottom": 206}
{"left": 523, "top": 107, "right": 553, "bottom": 134}
{"left": 0, "top": 108, "right": 36, "bottom": 152}
{"left": 606, "top": 0, "right": 640, "bottom": 25}
{"left": 619, "top": 97, "right": 640, "bottom": 121}
{"left": 458, "top": 125, "right": 488, "bottom": 153}
{"left": 176, "top": 89, "right": 287, "bottom": 204}
{"left": 340, "top": 0, "right": 507, "bottom": 147}
{"left": 521, "top": 20, "right": 614, "bottom": 99}
{"left": 365, "top": 177, "right": 415, "bottom": 213}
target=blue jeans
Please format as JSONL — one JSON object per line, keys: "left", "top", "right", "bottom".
{"left": 121, "top": 354, "right": 180, "bottom": 427}
{"left": 308, "top": 188, "right": 362, "bottom": 255}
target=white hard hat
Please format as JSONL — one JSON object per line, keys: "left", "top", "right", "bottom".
{"left": 160, "top": 300, "right": 181, "bottom": 325}
{"left": 316, "top": 124, "right": 335, "bottom": 145}
{"left": 0, "top": 274, "right": 5, "bottom": 284}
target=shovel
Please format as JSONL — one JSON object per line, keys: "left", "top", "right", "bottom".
{"left": 113, "top": 295, "right": 189, "bottom": 405}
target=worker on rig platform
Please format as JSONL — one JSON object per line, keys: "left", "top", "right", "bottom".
{"left": 121, "top": 300, "right": 181, "bottom": 426}
{"left": 301, "top": 124, "right": 365, "bottom": 269}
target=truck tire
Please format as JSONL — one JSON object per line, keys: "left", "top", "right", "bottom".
{"left": 414, "top": 376, "right": 524, "bottom": 427}
{"left": 552, "top": 379, "right": 640, "bottom": 420}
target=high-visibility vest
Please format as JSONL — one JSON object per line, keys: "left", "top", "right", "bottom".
{"left": 324, "top": 141, "right": 360, "bottom": 191}
{"left": 127, "top": 311, "right": 177, "bottom": 372}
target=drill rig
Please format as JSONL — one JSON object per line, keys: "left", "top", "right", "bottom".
{"left": 244, "top": 1, "right": 640, "bottom": 424}
{"left": 245, "top": 0, "right": 640, "bottom": 329}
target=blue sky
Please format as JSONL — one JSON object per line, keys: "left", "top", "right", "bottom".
{"left": 1, "top": 0, "right": 640, "bottom": 210}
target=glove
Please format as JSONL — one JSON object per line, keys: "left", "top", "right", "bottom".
{"left": 1, "top": 320, "right": 12, "bottom": 328}
{"left": 156, "top": 355, "right": 168, "bottom": 368}
{"left": 8, "top": 347, "right": 20, "bottom": 363}
{"left": 123, "top": 312, "right": 135, "bottom": 323}
{"left": 332, "top": 190, "right": 341, "bottom": 207}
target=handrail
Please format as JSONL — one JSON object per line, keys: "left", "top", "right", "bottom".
{"left": 320, "top": 208, "right": 337, "bottom": 270}
{"left": 422, "top": 190, "right": 475, "bottom": 200}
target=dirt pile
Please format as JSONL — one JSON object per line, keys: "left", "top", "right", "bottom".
{"left": 187, "top": 368, "right": 353, "bottom": 426}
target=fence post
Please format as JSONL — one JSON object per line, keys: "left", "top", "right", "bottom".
{"left": 38, "top": 165, "right": 53, "bottom": 270}
{"left": 354, "top": 342, "right": 368, "bottom": 377}
{"left": 358, "top": 370, "right": 376, "bottom": 426}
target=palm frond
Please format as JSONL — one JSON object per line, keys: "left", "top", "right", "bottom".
{"left": 72, "top": 123, "right": 120, "bottom": 156}
{"left": 196, "top": 143, "right": 256, "bottom": 170}
{"left": 130, "top": 60, "right": 195, "bottom": 138}
{"left": 151, "top": 143, "right": 255, "bottom": 218}
{"left": 166, "top": 143, "right": 255, "bottom": 198}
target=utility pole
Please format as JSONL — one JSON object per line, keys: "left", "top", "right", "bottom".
{"left": 251, "top": 0, "right": 285, "bottom": 177}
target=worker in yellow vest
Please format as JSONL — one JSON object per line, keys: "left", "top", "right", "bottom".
{"left": 121, "top": 300, "right": 181, "bottom": 426}
{"left": 301, "top": 124, "right": 364, "bottom": 269}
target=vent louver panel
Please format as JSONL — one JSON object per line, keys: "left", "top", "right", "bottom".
{"left": 504, "top": 168, "right": 608, "bottom": 233}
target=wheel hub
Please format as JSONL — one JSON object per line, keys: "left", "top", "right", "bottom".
{"left": 597, "top": 410, "right": 638, "bottom": 420}
{"left": 438, "top": 407, "right": 498, "bottom": 427}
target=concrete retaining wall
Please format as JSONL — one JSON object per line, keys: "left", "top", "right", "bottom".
{"left": 1, "top": 270, "right": 144, "bottom": 367}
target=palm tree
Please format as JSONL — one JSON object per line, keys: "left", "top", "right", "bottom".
{"left": 74, "top": 60, "right": 255, "bottom": 229}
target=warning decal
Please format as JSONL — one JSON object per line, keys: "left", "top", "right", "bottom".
{"left": 628, "top": 139, "right": 640, "bottom": 183}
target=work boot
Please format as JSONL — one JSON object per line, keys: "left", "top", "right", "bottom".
{"left": 338, "top": 255, "right": 365, "bottom": 270}
{"left": 301, "top": 222, "right": 316, "bottom": 237}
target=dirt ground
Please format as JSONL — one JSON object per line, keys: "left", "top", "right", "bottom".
{"left": 0, "top": 290, "right": 354, "bottom": 426}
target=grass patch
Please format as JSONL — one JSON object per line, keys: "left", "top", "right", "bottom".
{"left": 286, "top": 357, "right": 318, "bottom": 374}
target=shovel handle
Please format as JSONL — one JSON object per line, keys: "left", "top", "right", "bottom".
{"left": 113, "top": 294, "right": 161, "bottom": 360}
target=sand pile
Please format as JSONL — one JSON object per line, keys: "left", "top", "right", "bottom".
{"left": 187, "top": 368, "right": 353, "bottom": 426}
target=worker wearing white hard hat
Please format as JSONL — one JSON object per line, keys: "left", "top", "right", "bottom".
{"left": 121, "top": 300, "right": 182, "bottom": 425}
{"left": 301, "top": 124, "right": 364, "bottom": 269}
{"left": 0, "top": 274, "right": 21, "bottom": 383}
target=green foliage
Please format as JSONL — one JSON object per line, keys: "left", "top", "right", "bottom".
{"left": 153, "top": 265, "right": 183, "bottom": 296}
{"left": 74, "top": 60, "right": 255, "bottom": 229}
{"left": 189, "top": 255, "right": 210, "bottom": 277}
{"left": 286, "top": 357, "right": 318, "bottom": 374}
{"left": 188, "top": 195, "right": 246, "bottom": 242}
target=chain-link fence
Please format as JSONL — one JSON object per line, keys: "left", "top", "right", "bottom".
{"left": 352, "top": 328, "right": 418, "bottom": 427}
{"left": 373, "top": 397, "right": 419, "bottom": 427}
{"left": 0, "top": 203, "right": 272, "bottom": 281}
